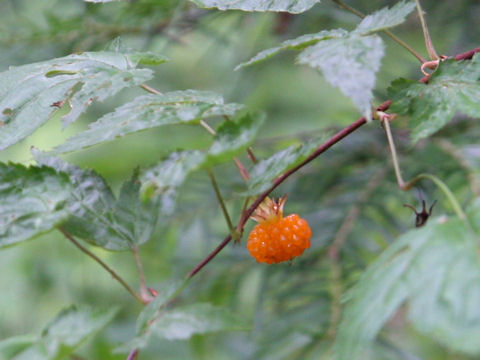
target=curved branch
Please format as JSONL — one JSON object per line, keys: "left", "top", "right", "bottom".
{"left": 187, "top": 44, "right": 480, "bottom": 279}
{"left": 187, "top": 100, "right": 392, "bottom": 278}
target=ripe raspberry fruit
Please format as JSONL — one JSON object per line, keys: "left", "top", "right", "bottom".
{"left": 247, "top": 196, "right": 312, "bottom": 264}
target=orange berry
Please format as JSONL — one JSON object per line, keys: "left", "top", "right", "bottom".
{"left": 247, "top": 196, "right": 312, "bottom": 264}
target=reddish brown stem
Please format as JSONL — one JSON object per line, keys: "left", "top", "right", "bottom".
{"left": 420, "top": 46, "right": 480, "bottom": 82}
{"left": 187, "top": 45, "right": 480, "bottom": 279}
{"left": 455, "top": 47, "right": 480, "bottom": 61}
{"left": 187, "top": 100, "right": 391, "bottom": 278}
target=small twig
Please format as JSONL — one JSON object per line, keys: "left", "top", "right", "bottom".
{"left": 199, "top": 119, "right": 216, "bottom": 135}
{"left": 140, "top": 84, "right": 163, "bottom": 95}
{"left": 207, "top": 168, "right": 237, "bottom": 239}
{"left": 58, "top": 227, "right": 144, "bottom": 304}
{"left": 414, "top": 0, "right": 439, "bottom": 60}
{"left": 132, "top": 246, "right": 151, "bottom": 303}
{"left": 127, "top": 349, "right": 138, "bottom": 360}
{"left": 199, "top": 118, "right": 252, "bottom": 182}
{"left": 233, "top": 158, "right": 250, "bottom": 182}
{"left": 381, "top": 116, "right": 466, "bottom": 220}
{"left": 247, "top": 147, "right": 258, "bottom": 164}
{"left": 187, "top": 100, "right": 392, "bottom": 278}
{"left": 331, "top": 0, "right": 426, "bottom": 63}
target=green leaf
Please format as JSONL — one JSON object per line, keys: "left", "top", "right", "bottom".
{"left": 388, "top": 54, "right": 480, "bottom": 143}
{"left": 50, "top": 90, "right": 244, "bottom": 155}
{"left": 237, "top": 2, "right": 416, "bottom": 119}
{"left": 205, "top": 112, "right": 265, "bottom": 166}
{"left": 108, "top": 169, "right": 160, "bottom": 248}
{"left": 136, "top": 280, "right": 188, "bottom": 334}
{"left": 244, "top": 139, "right": 321, "bottom": 196}
{"left": 190, "top": 0, "right": 321, "bottom": 13}
{"left": 12, "top": 305, "right": 118, "bottom": 360}
{"left": 0, "top": 50, "right": 167, "bottom": 151}
{"left": 141, "top": 112, "right": 264, "bottom": 207}
{"left": 34, "top": 153, "right": 157, "bottom": 250}
{"left": 149, "top": 303, "right": 249, "bottom": 340}
{"left": 0, "top": 163, "right": 72, "bottom": 249}
{"left": 336, "top": 213, "right": 480, "bottom": 358}
{"left": 353, "top": 1, "right": 415, "bottom": 35}
{"left": 297, "top": 34, "right": 383, "bottom": 120}
{"left": 118, "top": 303, "right": 249, "bottom": 352}
{"left": 0, "top": 335, "right": 37, "bottom": 359}
{"left": 235, "top": 29, "right": 347, "bottom": 70}
{"left": 140, "top": 150, "right": 207, "bottom": 213}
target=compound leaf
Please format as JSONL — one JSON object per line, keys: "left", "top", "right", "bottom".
{"left": 235, "top": 29, "right": 348, "bottom": 70}
{"left": 12, "top": 305, "right": 118, "bottom": 360}
{"left": 50, "top": 90, "right": 244, "bottom": 155}
{"left": 388, "top": 54, "right": 480, "bottom": 143}
{"left": 118, "top": 303, "right": 249, "bottom": 352}
{"left": 140, "top": 150, "right": 207, "bottom": 214}
{"left": 336, "top": 209, "right": 480, "bottom": 359}
{"left": 236, "top": 2, "right": 416, "bottom": 119}
{"left": 190, "top": 0, "right": 321, "bottom": 13}
{"left": 297, "top": 34, "right": 384, "bottom": 120}
{"left": 0, "top": 50, "right": 167, "bottom": 150}
{"left": 0, "top": 163, "right": 72, "bottom": 249}
{"left": 205, "top": 112, "right": 265, "bottom": 166}
{"left": 354, "top": 1, "right": 415, "bottom": 35}
{"left": 141, "top": 112, "right": 264, "bottom": 208}
{"left": 35, "top": 153, "right": 157, "bottom": 250}
{"left": 149, "top": 303, "right": 249, "bottom": 340}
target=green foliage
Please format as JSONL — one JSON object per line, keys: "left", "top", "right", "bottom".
{"left": 50, "top": 90, "right": 244, "bottom": 155}
{"left": 0, "top": 50, "right": 166, "bottom": 151}
{"left": 119, "top": 302, "right": 249, "bottom": 352}
{"left": 140, "top": 112, "right": 264, "bottom": 207}
{"left": 136, "top": 281, "right": 187, "bottom": 334}
{"left": 389, "top": 54, "right": 480, "bottom": 143}
{"left": 1, "top": 0, "right": 480, "bottom": 359}
{"left": 336, "top": 204, "right": 480, "bottom": 359}
{"left": 5, "top": 305, "right": 118, "bottom": 360}
{"left": 0, "top": 335, "right": 37, "bottom": 359}
{"left": 245, "top": 139, "right": 322, "bottom": 195}
{"left": 353, "top": 1, "right": 416, "bottom": 34}
{"left": 190, "top": 0, "right": 321, "bottom": 13}
{"left": 35, "top": 153, "right": 158, "bottom": 251}
{"left": 0, "top": 163, "right": 72, "bottom": 248}
{"left": 237, "top": 1, "right": 415, "bottom": 119}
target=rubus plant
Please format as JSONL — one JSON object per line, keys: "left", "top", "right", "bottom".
{"left": 1, "top": 0, "right": 480, "bottom": 359}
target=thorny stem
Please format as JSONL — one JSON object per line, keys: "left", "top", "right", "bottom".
{"left": 331, "top": 0, "right": 426, "bottom": 63}
{"left": 185, "top": 45, "right": 479, "bottom": 277}
{"left": 207, "top": 168, "right": 237, "bottom": 239}
{"left": 58, "top": 227, "right": 144, "bottom": 304}
{"left": 187, "top": 100, "right": 392, "bottom": 278}
{"left": 132, "top": 246, "right": 151, "bottom": 303}
{"left": 381, "top": 117, "right": 466, "bottom": 220}
{"left": 414, "top": 0, "right": 439, "bottom": 60}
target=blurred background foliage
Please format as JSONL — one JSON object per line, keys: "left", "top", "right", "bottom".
{"left": 1, "top": 0, "right": 480, "bottom": 359}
